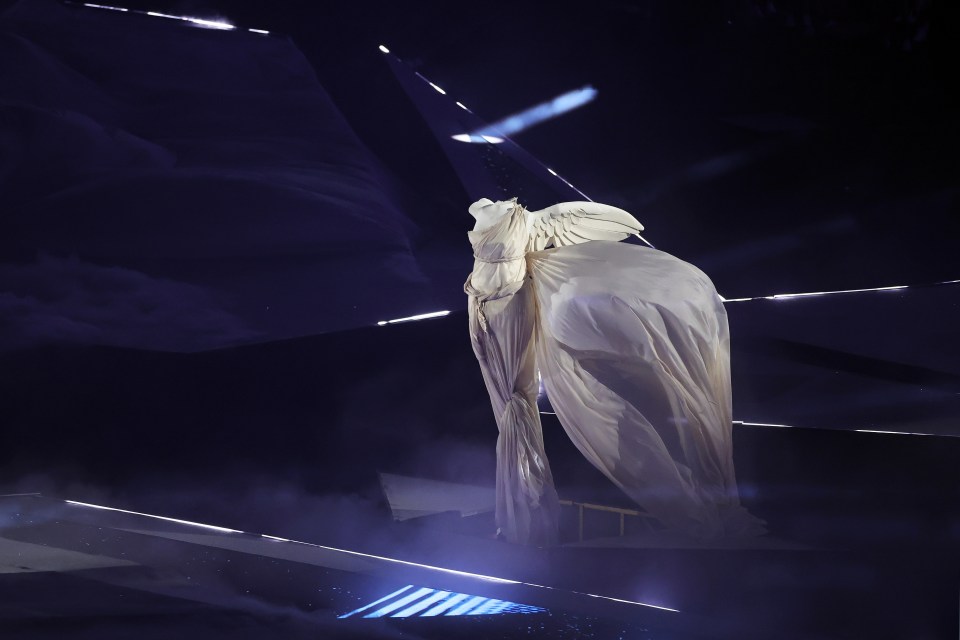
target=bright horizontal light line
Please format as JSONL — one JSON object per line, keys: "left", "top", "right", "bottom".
{"left": 456, "top": 102, "right": 469, "bottom": 110}
{"left": 724, "top": 285, "right": 909, "bottom": 303}
{"left": 262, "top": 534, "right": 291, "bottom": 542}
{"left": 377, "top": 310, "right": 450, "bottom": 326}
{"left": 733, "top": 420, "right": 795, "bottom": 428}
{"left": 64, "top": 500, "right": 243, "bottom": 533}
{"left": 736, "top": 422, "right": 958, "bottom": 438}
{"left": 249, "top": 28, "right": 269, "bottom": 34}
{"left": 379, "top": 44, "right": 390, "bottom": 53}
{"left": 83, "top": 3, "right": 128, "bottom": 10}
{"left": 854, "top": 429, "right": 958, "bottom": 437}
{"left": 146, "top": 11, "right": 235, "bottom": 30}
{"left": 585, "top": 592, "right": 679, "bottom": 613}
{"left": 186, "top": 17, "right": 235, "bottom": 29}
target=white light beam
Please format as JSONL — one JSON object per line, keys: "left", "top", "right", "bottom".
{"left": 724, "top": 284, "right": 908, "bottom": 303}
{"left": 83, "top": 3, "right": 129, "bottom": 11}
{"left": 453, "top": 86, "right": 597, "bottom": 143}
{"left": 65, "top": 500, "right": 243, "bottom": 533}
{"left": 377, "top": 310, "right": 450, "bottom": 326}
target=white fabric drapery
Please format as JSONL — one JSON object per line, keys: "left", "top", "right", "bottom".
{"left": 465, "top": 205, "right": 560, "bottom": 546}
{"left": 466, "top": 201, "right": 763, "bottom": 544}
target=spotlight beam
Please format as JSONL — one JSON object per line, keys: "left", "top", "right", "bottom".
{"left": 452, "top": 86, "right": 597, "bottom": 144}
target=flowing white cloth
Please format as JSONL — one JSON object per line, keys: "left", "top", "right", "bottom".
{"left": 465, "top": 205, "right": 560, "bottom": 546}
{"left": 466, "top": 202, "right": 763, "bottom": 544}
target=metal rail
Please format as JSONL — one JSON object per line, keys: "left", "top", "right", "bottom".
{"left": 558, "top": 499, "right": 658, "bottom": 542}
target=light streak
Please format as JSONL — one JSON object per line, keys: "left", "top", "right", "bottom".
{"left": 463, "top": 86, "right": 598, "bottom": 140}
{"left": 724, "top": 285, "right": 908, "bottom": 303}
{"left": 377, "top": 310, "right": 450, "bottom": 326}
{"left": 732, "top": 420, "right": 796, "bottom": 428}
{"left": 584, "top": 593, "right": 679, "bottom": 613}
{"left": 249, "top": 28, "right": 269, "bottom": 35}
{"left": 83, "top": 3, "right": 128, "bottom": 10}
{"left": 451, "top": 134, "right": 502, "bottom": 144}
{"left": 855, "top": 429, "right": 958, "bottom": 437}
{"left": 146, "top": 11, "right": 235, "bottom": 29}
{"left": 378, "top": 45, "right": 390, "bottom": 53}
{"left": 735, "top": 422, "right": 958, "bottom": 438}
{"left": 64, "top": 500, "right": 243, "bottom": 533}
{"left": 79, "top": 3, "right": 238, "bottom": 31}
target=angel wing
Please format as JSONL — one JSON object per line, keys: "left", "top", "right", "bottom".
{"left": 525, "top": 202, "right": 644, "bottom": 251}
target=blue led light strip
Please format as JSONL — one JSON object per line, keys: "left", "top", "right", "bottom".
{"left": 338, "top": 585, "right": 547, "bottom": 619}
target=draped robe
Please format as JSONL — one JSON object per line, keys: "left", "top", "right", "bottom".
{"left": 466, "top": 205, "right": 763, "bottom": 544}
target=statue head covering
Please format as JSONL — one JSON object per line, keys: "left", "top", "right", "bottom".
{"left": 468, "top": 197, "right": 519, "bottom": 231}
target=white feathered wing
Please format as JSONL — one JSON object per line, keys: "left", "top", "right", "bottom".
{"left": 525, "top": 202, "right": 644, "bottom": 251}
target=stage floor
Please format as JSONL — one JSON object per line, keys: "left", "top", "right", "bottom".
{"left": 2, "top": 422, "right": 957, "bottom": 640}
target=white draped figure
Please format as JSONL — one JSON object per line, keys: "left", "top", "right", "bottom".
{"left": 465, "top": 197, "right": 764, "bottom": 545}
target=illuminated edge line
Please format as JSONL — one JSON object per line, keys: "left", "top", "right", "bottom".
{"left": 377, "top": 310, "right": 449, "bottom": 326}
{"left": 60, "top": 498, "right": 680, "bottom": 612}
{"left": 723, "top": 279, "right": 959, "bottom": 303}
{"left": 733, "top": 421, "right": 959, "bottom": 438}
{"left": 854, "top": 429, "right": 958, "bottom": 437}
{"left": 732, "top": 420, "right": 795, "bottom": 428}
{"left": 78, "top": 3, "right": 275, "bottom": 33}
{"left": 64, "top": 500, "right": 243, "bottom": 533}
{"left": 145, "top": 11, "right": 234, "bottom": 29}
{"left": 82, "top": 3, "right": 128, "bottom": 10}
